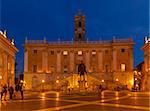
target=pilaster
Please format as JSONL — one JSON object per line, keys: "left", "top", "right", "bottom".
{"left": 24, "top": 49, "right": 28, "bottom": 72}
{"left": 56, "top": 50, "right": 61, "bottom": 73}
{"left": 98, "top": 50, "right": 103, "bottom": 72}
{"left": 113, "top": 48, "right": 117, "bottom": 71}
{"left": 70, "top": 51, "right": 74, "bottom": 72}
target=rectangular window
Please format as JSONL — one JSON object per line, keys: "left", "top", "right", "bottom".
{"left": 63, "top": 51, "right": 68, "bottom": 56}
{"left": 50, "top": 51, "right": 54, "bottom": 55}
{"left": 78, "top": 51, "right": 82, "bottom": 55}
{"left": 79, "top": 21, "right": 82, "bottom": 27}
{"left": 8, "top": 63, "right": 10, "bottom": 70}
{"left": 79, "top": 34, "right": 82, "bottom": 39}
{"left": 50, "top": 66, "right": 54, "bottom": 73}
{"left": 64, "top": 65, "right": 68, "bottom": 73}
{"left": 33, "top": 65, "right": 37, "bottom": 73}
{"left": 92, "top": 50, "right": 96, "bottom": 55}
{"left": 33, "top": 50, "right": 37, "bottom": 54}
{"left": 105, "top": 50, "right": 108, "bottom": 54}
{"left": 121, "top": 64, "right": 126, "bottom": 71}
{"left": 93, "top": 65, "right": 97, "bottom": 72}
{"left": 104, "top": 64, "right": 109, "bottom": 72}
{"left": 121, "top": 49, "right": 125, "bottom": 53}
{"left": 105, "top": 65, "right": 108, "bottom": 72}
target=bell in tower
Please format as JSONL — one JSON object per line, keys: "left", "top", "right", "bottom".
{"left": 74, "top": 10, "right": 86, "bottom": 41}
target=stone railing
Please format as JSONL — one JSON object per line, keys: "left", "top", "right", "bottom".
{"left": 25, "top": 40, "right": 48, "bottom": 44}
{"left": 25, "top": 38, "right": 133, "bottom": 45}
{"left": 112, "top": 38, "right": 133, "bottom": 43}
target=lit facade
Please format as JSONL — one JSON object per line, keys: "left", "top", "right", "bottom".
{"left": 24, "top": 13, "right": 135, "bottom": 90}
{"left": 0, "top": 31, "right": 18, "bottom": 86}
{"left": 141, "top": 37, "right": 150, "bottom": 91}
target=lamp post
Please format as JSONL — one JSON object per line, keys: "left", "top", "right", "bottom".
{"left": 0, "top": 75, "right": 2, "bottom": 83}
{"left": 115, "top": 78, "right": 119, "bottom": 91}
{"left": 42, "top": 80, "right": 45, "bottom": 92}
{"left": 56, "top": 80, "right": 59, "bottom": 91}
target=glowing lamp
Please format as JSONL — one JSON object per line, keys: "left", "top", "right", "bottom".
{"left": 56, "top": 80, "right": 59, "bottom": 83}
{"left": 42, "top": 80, "right": 45, "bottom": 83}
{"left": 20, "top": 80, "right": 23, "bottom": 83}
{"left": 0, "top": 75, "right": 2, "bottom": 79}
{"left": 101, "top": 80, "right": 104, "bottom": 82}
{"left": 116, "top": 78, "right": 119, "bottom": 82}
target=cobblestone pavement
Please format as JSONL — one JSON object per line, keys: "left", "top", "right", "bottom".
{"left": 1, "top": 90, "right": 150, "bottom": 111}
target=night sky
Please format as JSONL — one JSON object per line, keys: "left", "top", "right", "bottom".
{"left": 0, "top": 0, "right": 149, "bottom": 76}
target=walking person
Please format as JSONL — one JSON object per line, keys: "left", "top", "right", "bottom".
{"left": 8, "top": 86, "right": 14, "bottom": 100}
{"left": 0, "top": 84, "right": 3, "bottom": 101}
{"left": 19, "top": 84, "right": 24, "bottom": 100}
{"left": 3, "top": 84, "right": 7, "bottom": 101}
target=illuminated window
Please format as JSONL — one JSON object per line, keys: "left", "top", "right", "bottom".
{"left": 78, "top": 51, "right": 82, "bottom": 55}
{"left": 33, "top": 65, "right": 37, "bottom": 73}
{"left": 92, "top": 50, "right": 96, "bottom": 55}
{"left": 121, "top": 64, "right": 126, "bottom": 71}
{"left": 8, "top": 63, "right": 10, "bottom": 70}
{"left": 63, "top": 51, "right": 68, "bottom": 56}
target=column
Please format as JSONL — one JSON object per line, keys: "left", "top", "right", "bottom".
{"left": 85, "top": 50, "right": 90, "bottom": 72}
{"left": 42, "top": 50, "right": 48, "bottom": 72}
{"left": 113, "top": 49, "right": 117, "bottom": 71}
{"left": 70, "top": 51, "right": 74, "bottom": 73}
{"left": 3, "top": 52, "right": 8, "bottom": 84}
{"left": 98, "top": 50, "right": 103, "bottom": 72}
{"left": 56, "top": 51, "right": 61, "bottom": 73}
{"left": 129, "top": 48, "right": 134, "bottom": 71}
{"left": 24, "top": 49, "right": 28, "bottom": 72}
{"left": 11, "top": 57, "right": 15, "bottom": 85}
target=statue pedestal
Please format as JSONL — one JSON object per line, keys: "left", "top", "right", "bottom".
{"left": 78, "top": 80, "right": 87, "bottom": 92}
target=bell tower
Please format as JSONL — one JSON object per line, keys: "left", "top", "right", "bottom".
{"left": 74, "top": 11, "right": 86, "bottom": 41}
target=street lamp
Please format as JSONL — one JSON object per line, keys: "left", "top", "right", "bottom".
{"left": 56, "top": 80, "right": 59, "bottom": 91}
{"left": 101, "top": 79, "right": 104, "bottom": 83}
{"left": 42, "top": 80, "right": 45, "bottom": 92}
{"left": 115, "top": 78, "right": 119, "bottom": 82}
{"left": 56, "top": 80, "right": 59, "bottom": 84}
{"left": 0, "top": 75, "right": 2, "bottom": 86}
{"left": 0, "top": 75, "right": 2, "bottom": 80}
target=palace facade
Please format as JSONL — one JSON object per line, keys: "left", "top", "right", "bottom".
{"left": 141, "top": 37, "right": 150, "bottom": 91}
{"left": 0, "top": 31, "right": 18, "bottom": 86}
{"left": 24, "top": 13, "right": 135, "bottom": 90}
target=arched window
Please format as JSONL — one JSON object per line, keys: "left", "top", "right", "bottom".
{"left": 79, "top": 21, "right": 82, "bottom": 27}
{"left": 79, "top": 34, "right": 82, "bottom": 40}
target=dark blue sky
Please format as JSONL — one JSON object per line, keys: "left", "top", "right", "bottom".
{"left": 0, "top": 0, "right": 149, "bottom": 76}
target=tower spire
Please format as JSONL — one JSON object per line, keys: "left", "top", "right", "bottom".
{"left": 74, "top": 10, "right": 86, "bottom": 41}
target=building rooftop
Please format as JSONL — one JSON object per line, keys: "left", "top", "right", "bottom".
{"left": 25, "top": 38, "right": 134, "bottom": 46}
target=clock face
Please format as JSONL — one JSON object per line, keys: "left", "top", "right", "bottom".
{"left": 77, "top": 28, "right": 82, "bottom": 33}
